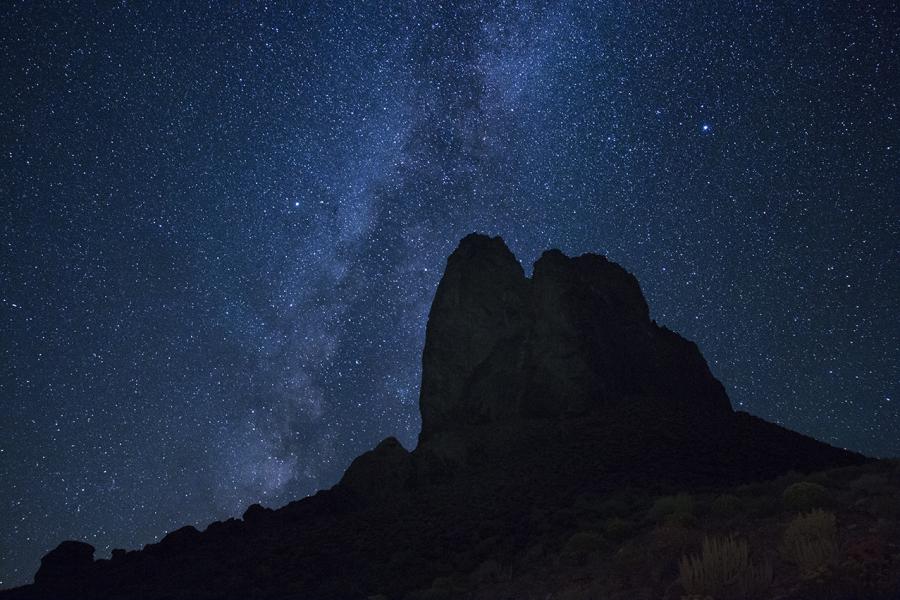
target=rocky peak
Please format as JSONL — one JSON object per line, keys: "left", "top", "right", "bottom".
{"left": 33, "top": 541, "right": 95, "bottom": 586}
{"left": 532, "top": 249, "right": 650, "bottom": 324}
{"left": 418, "top": 234, "right": 531, "bottom": 442}
{"left": 417, "top": 233, "right": 732, "bottom": 448}
{"left": 338, "top": 436, "right": 413, "bottom": 498}
{"left": 3, "top": 234, "right": 868, "bottom": 600}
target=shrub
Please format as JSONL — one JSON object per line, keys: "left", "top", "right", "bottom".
{"left": 841, "top": 535, "right": 898, "bottom": 596}
{"left": 711, "top": 494, "right": 743, "bottom": 517}
{"left": 736, "top": 559, "right": 773, "bottom": 599}
{"left": 649, "top": 493, "right": 694, "bottom": 522}
{"left": 744, "top": 494, "right": 782, "bottom": 518}
{"left": 781, "top": 509, "right": 837, "bottom": 578}
{"left": 594, "top": 494, "right": 634, "bottom": 518}
{"left": 806, "top": 470, "right": 831, "bottom": 486}
{"left": 664, "top": 511, "right": 697, "bottom": 528}
{"left": 845, "top": 535, "right": 887, "bottom": 564}
{"left": 679, "top": 535, "right": 750, "bottom": 597}
{"left": 603, "top": 517, "right": 633, "bottom": 541}
{"left": 783, "top": 481, "right": 829, "bottom": 511}
{"left": 850, "top": 473, "right": 890, "bottom": 495}
{"left": 561, "top": 531, "right": 605, "bottom": 565}
{"left": 864, "top": 494, "right": 900, "bottom": 519}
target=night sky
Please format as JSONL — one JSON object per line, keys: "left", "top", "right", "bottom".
{"left": 1, "top": 0, "right": 897, "bottom": 588}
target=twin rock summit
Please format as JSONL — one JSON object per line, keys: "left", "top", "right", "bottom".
{"left": 6, "top": 234, "right": 862, "bottom": 600}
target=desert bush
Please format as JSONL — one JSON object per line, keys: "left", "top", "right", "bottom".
{"left": 781, "top": 509, "right": 837, "bottom": 578}
{"left": 743, "top": 494, "right": 781, "bottom": 518}
{"left": 735, "top": 479, "right": 774, "bottom": 497}
{"left": 603, "top": 517, "right": 633, "bottom": 541}
{"left": 609, "top": 539, "right": 647, "bottom": 587}
{"left": 806, "top": 469, "right": 834, "bottom": 487}
{"left": 736, "top": 558, "right": 773, "bottom": 599}
{"left": 594, "top": 494, "right": 634, "bottom": 518}
{"left": 651, "top": 521, "right": 698, "bottom": 553}
{"left": 840, "top": 535, "right": 900, "bottom": 597}
{"left": 649, "top": 493, "right": 694, "bottom": 522}
{"left": 610, "top": 527, "right": 684, "bottom": 591}
{"left": 822, "top": 466, "right": 857, "bottom": 485}
{"left": 561, "top": 531, "right": 605, "bottom": 566}
{"left": 845, "top": 535, "right": 887, "bottom": 564}
{"left": 665, "top": 511, "right": 697, "bottom": 527}
{"left": 783, "top": 481, "right": 829, "bottom": 511}
{"left": 679, "top": 535, "right": 763, "bottom": 598}
{"left": 711, "top": 494, "right": 743, "bottom": 517}
{"left": 850, "top": 473, "right": 890, "bottom": 495}
{"left": 864, "top": 494, "right": 900, "bottom": 519}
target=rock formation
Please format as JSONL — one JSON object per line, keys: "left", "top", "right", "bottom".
{"left": 0, "top": 234, "right": 866, "bottom": 600}
{"left": 415, "top": 234, "right": 734, "bottom": 470}
{"left": 32, "top": 542, "right": 95, "bottom": 587}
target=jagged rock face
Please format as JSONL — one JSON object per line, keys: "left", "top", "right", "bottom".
{"left": 418, "top": 233, "right": 733, "bottom": 446}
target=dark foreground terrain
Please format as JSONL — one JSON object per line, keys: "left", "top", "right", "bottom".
{"left": 4, "top": 234, "right": 896, "bottom": 600}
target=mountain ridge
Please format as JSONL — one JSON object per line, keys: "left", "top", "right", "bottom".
{"left": 1, "top": 233, "right": 868, "bottom": 600}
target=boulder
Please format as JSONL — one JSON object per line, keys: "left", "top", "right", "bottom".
{"left": 33, "top": 541, "right": 95, "bottom": 586}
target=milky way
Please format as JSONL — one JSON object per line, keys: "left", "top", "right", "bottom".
{"left": 1, "top": 1, "right": 897, "bottom": 587}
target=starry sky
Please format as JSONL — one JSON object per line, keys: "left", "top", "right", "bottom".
{"left": 1, "top": 0, "right": 898, "bottom": 588}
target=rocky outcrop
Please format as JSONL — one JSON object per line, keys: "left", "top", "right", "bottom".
{"left": 33, "top": 541, "right": 94, "bottom": 587}
{"left": 417, "top": 234, "right": 732, "bottom": 461}
{"left": 404, "top": 234, "right": 859, "bottom": 486}
{"left": 418, "top": 234, "right": 531, "bottom": 439}
{"left": 1, "top": 233, "right": 868, "bottom": 600}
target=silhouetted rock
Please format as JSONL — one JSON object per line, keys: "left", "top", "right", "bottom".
{"left": 33, "top": 541, "right": 94, "bottom": 586}
{"left": 418, "top": 233, "right": 531, "bottom": 443}
{"left": 412, "top": 235, "right": 844, "bottom": 490}
{"left": 2, "top": 233, "right": 872, "bottom": 600}
{"left": 241, "top": 502, "right": 273, "bottom": 525}
{"left": 158, "top": 525, "right": 202, "bottom": 551}
{"left": 339, "top": 437, "right": 414, "bottom": 499}
{"left": 109, "top": 549, "right": 126, "bottom": 562}
{"left": 418, "top": 234, "right": 732, "bottom": 453}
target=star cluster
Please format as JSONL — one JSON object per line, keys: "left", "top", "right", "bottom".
{"left": 1, "top": 0, "right": 897, "bottom": 588}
